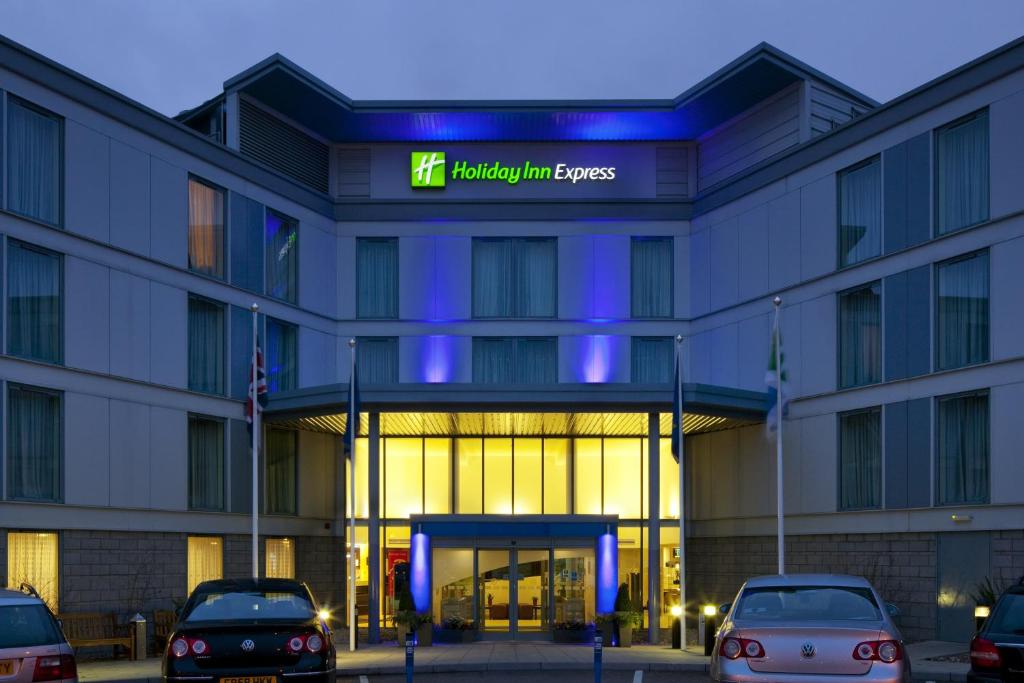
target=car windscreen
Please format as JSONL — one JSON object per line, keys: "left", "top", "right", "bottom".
{"left": 0, "top": 605, "right": 62, "bottom": 648}
{"left": 183, "top": 590, "right": 316, "bottom": 623}
{"left": 736, "top": 586, "right": 882, "bottom": 622}
{"left": 988, "top": 593, "right": 1024, "bottom": 634}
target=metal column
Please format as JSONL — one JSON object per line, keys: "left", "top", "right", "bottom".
{"left": 368, "top": 412, "right": 381, "bottom": 644}
{"left": 647, "top": 412, "right": 661, "bottom": 644}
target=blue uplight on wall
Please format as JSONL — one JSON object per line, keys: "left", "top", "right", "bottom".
{"left": 581, "top": 335, "right": 611, "bottom": 383}
{"left": 421, "top": 335, "right": 453, "bottom": 383}
{"left": 410, "top": 532, "right": 431, "bottom": 614}
{"left": 596, "top": 533, "right": 618, "bottom": 615}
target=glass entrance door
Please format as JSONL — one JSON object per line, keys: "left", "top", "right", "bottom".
{"left": 478, "top": 549, "right": 512, "bottom": 634}
{"left": 514, "top": 549, "right": 549, "bottom": 632}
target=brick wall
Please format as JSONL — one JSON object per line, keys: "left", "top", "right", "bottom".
{"left": 297, "top": 535, "right": 344, "bottom": 609}
{"left": 992, "top": 530, "right": 1024, "bottom": 586}
{"left": 686, "top": 532, "right": 938, "bottom": 642}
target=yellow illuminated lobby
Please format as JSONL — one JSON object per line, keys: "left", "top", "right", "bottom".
{"left": 267, "top": 384, "right": 764, "bottom": 642}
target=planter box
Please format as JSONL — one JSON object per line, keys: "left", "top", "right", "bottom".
{"left": 553, "top": 627, "right": 594, "bottom": 644}
{"left": 615, "top": 623, "right": 633, "bottom": 647}
{"left": 434, "top": 628, "right": 478, "bottom": 643}
{"left": 416, "top": 622, "right": 433, "bottom": 647}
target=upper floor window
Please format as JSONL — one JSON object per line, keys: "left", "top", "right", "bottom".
{"left": 187, "top": 415, "right": 225, "bottom": 511}
{"left": 266, "top": 428, "right": 297, "bottom": 515}
{"left": 473, "top": 336, "right": 557, "bottom": 384}
{"left": 936, "top": 251, "right": 989, "bottom": 371}
{"left": 356, "top": 238, "right": 398, "bottom": 319}
{"left": 936, "top": 110, "right": 989, "bottom": 235}
{"left": 473, "top": 238, "right": 556, "bottom": 318}
{"left": 266, "top": 317, "right": 298, "bottom": 393}
{"left": 838, "top": 157, "right": 881, "bottom": 267}
{"left": 6, "top": 384, "right": 62, "bottom": 503}
{"left": 631, "top": 337, "right": 674, "bottom": 383}
{"left": 6, "top": 97, "right": 63, "bottom": 226}
{"left": 357, "top": 336, "right": 398, "bottom": 384}
{"left": 188, "top": 295, "right": 226, "bottom": 395}
{"left": 188, "top": 177, "right": 225, "bottom": 279}
{"left": 936, "top": 391, "right": 989, "bottom": 506}
{"left": 266, "top": 209, "right": 298, "bottom": 303}
{"left": 838, "top": 407, "right": 881, "bottom": 510}
{"left": 7, "top": 240, "right": 62, "bottom": 364}
{"left": 631, "top": 237, "right": 673, "bottom": 318}
{"left": 838, "top": 282, "right": 881, "bottom": 389}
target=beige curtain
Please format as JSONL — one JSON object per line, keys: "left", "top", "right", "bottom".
{"left": 265, "top": 538, "right": 295, "bottom": 579}
{"left": 7, "top": 532, "right": 58, "bottom": 611}
{"left": 187, "top": 537, "right": 223, "bottom": 594}
{"left": 188, "top": 179, "right": 224, "bottom": 277}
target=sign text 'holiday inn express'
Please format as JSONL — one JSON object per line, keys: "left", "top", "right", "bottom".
{"left": 411, "top": 151, "right": 617, "bottom": 188}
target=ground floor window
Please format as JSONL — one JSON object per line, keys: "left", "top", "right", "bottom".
{"left": 265, "top": 538, "right": 295, "bottom": 579}
{"left": 7, "top": 531, "right": 58, "bottom": 610}
{"left": 187, "top": 536, "right": 223, "bottom": 594}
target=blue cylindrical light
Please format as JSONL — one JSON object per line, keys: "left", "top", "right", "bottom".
{"left": 596, "top": 533, "right": 618, "bottom": 614}
{"left": 410, "top": 532, "right": 431, "bottom": 614}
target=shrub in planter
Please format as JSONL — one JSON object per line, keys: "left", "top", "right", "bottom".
{"left": 393, "top": 586, "right": 433, "bottom": 646}
{"left": 435, "top": 616, "right": 478, "bottom": 643}
{"left": 553, "top": 619, "right": 594, "bottom": 643}
{"left": 612, "top": 583, "right": 642, "bottom": 647}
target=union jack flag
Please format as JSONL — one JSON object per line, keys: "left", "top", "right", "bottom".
{"left": 246, "top": 342, "right": 268, "bottom": 430}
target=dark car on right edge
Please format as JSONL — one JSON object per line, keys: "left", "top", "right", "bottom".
{"left": 969, "top": 579, "right": 1024, "bottom": 682}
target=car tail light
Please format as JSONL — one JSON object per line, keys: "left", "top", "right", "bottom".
{"left": 305, "top": 634, "right": 324, "bottom": 653}
{"left": 719, "top": 637, "right": 764, "bottom": 659}
{"left": 171, "top": 638, "right": 189, "bottom": 658}
{"left": 852, "top": 640, "right": 903, "bottom": 663}
{"left": 970, "top": 636, "right": 1002, "bottom": 669}
{"left": 287, "top": 636, "right": 306, "bottom": 653}
{"left": 171, "top": 637, "right": 209, "bottom": 658}
{"left": 190, "top": 638, "right": 208, "bottom": 656}
{"left": 32, "top": 654, "right": 76, "bottom": 682}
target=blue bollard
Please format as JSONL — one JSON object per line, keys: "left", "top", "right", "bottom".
{"left": 593, "top": 634, "right": 602, "bottom": 682}
{"left": 405, "top": 632, "right": 415, "bottom": 683}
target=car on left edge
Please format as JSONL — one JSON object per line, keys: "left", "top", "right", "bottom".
{"left": 162, "top": 578, "right": 335, "bottom": 683}
{"left": 0, "top": 584, "right": 77, "bottom": 683}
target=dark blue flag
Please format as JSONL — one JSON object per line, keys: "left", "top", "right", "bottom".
{"left": 671, "top": 349, "right": 682, "bottom": 463}
{"left": 343, "top": 363, "right": 360, "bottom": 458}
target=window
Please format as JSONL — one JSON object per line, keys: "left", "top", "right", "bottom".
{"left": 266, "top": 209, "right": 298, "bottom": 303}
{"left": 188, "top": 415, "right": 224, "bottom": 511}
{"left": 472, "top": 238, "right": 556, "bottom": 318}
{"left": 6, "top": 97, "right": 62, "bottom": 226}
{"left": 936, "top": 251, "right": 989, "bottom": 371}
{"left": 838, "top": 408, "right": 881, "bottom": 510}
{"left": 483, "top": 439, "right": 512, "bottom": 514}
{"left": 265, "top": 538, "right": 295, "bottom": 579}
{"left": 631, "top": 237, "right": 673, "bottom": 318}
{"left": 266, "top": 428, "right": 297, "bottom": 515}
{"left": 188, "top": 296, "right": 226, "bottom": 394}
{"left": 455, "top": 439, "right": 482, "bottom": 514}
{"left": 838, "top": 282, "right": 881, "bottom": 388}
{"left": 513, "top": 439, "right": 542, "bottom": 515}
{"left": 936, "top": 110, "right": 989, "bottom": 235}
{"left": 266, "top": 318, "right": 298, "bottom": 393}
{"left": 7, "top": 241, "right": 62, "bottom": 364}
{"left": 543, "top": 439, "right": 570, "bottom": 514}
{"left": 357, "top": 337, "right": 398, "bottom": 384}
{"left": 423, "top": 438, "right": 451, "bottom": 514}
{"left": 188, "top": 178, "right": 225, "bottom": 278}
{"left": 472, "top": 337, "right": 557, "bottom": 384}
{"left": 631, "top": 337, "right": 674, "bottom": 383}
{"left": 6, "top": 532, "right": 59, "bottom": 611}
{"left": 937, "top": 392, "right": 989, "bottom": 506}
{"left": 187, "top": 536, "right": 223, "bottom": 594}
{"left": 574, "top": 439, "right": 602, "bottom": 514}
{"left": 384, "top": 438, "right": 423, "bottom": 519}
{"left": 603, "top": 439, "right": 642, "bottom": 518}
{"left": 356, "top": 238, "right": 398, "bottom": 318}
{"left": 7, "top": 385, "right": 61, "bottom": 502}
{"left": 838, "top": 157, "right": 881, "bottom": 267}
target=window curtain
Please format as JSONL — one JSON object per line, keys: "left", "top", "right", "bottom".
{"left": 839, "top": 283, "right": 881, "bottom": 388}
{"left": 188, "top": 297, "right": 225, "bottom": 394}
{"left": 266, "top": 210, "right": 298, "bottom": 303}
{"left": 266, "top": 429, "right": 297, "bottom": 515}
{"left": 937, "top": 393, "right": 989, "bottom": 505}
{"left": 473, "top": 239, "right": 515, "bottom": 317}
{"left": 839, "top": 159, "right": 881, "bottom": 266}
{"left": 356, "top": 238, "right": 398, "bottom": 318}
{"left": 473, "top": 238, "right": 556, "bottom": 318}
{"left": 265, "top": 538, "right": 295, "bottom": 578}
{"left": 6, "top": 99, "right": 61, "bottom": 225}
{"left": 937, "top": 111, "right": 989, "bottom": 234}
{"left": 839, "top": 409, "right": 881, "bottom": 510}
{"left": 266, "top": 319, "right": 297, "bottom": 392}
{"left": 516, "top": 337, "right": 557, "bottom": 383}
{"left": 187, "top": 536, "right": 223, "bottom": 594}
{"left": 188, "top": 416, "right": 224, "bottom": 511}
{"left": 515, "top": 239, "right": 557, "bottom": 317}
{"left": 7, "top": 242, "right": 62, "bottom": 363}
{"left": 631, "top": 337, "right": 673, "bottom": 383}
{"left": 7, "top": 386, "right": 60, "bottom": 502}
{"left": 937, "top": 252, "right": 989, "bottom": 370}
{"left": 188, "top": 179, "right": 225, "bottom": 278}
{"left": 357, "top": 337, "right": 398, "bottom": 384}
{"left": 631, "top": 238, "right": 673, "bottom": 318}
{"left": 7, "top": 532, "right": 59, "bottom": 611}
{"left": 473, "top": 337, "right": 514, "bottom": 384}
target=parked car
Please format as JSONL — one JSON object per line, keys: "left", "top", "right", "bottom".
{"left": 968, "top": 578, "right": 1024, "bottom": 682}
{"left": 0, "top": 584, "right": 77, "bottom": 683}
{"left": 162, "top": 578, "right": 335, "bottom": 683}
{"left": 710, "top": 574, "right": 909, "bottom": 683}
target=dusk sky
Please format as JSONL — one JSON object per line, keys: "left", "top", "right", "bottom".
{"left": 3, "top": 0, "right": 1024, "bottom": 117}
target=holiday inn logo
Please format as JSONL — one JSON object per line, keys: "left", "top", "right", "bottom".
{"left": 411, "top": 151, "right": 446, "bottom": 188}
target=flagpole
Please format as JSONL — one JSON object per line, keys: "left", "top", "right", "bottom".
{"left": 250, "top": 303, "right": 260, "bottom": 580}
{"left": 347, "top": 338, "right": 356, "bottom": 653}
{"left": 773, "top": 296, "right": 785, "bottom": 575}
{"left": 676, "top": 334, "right": 686, "bottom": 649}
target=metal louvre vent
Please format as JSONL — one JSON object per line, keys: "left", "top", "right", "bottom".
{"left": 238, "top": 97, "right": 329, "bottom": 193}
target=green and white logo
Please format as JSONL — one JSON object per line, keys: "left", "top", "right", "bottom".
{"left": 411, "top": 151, "right": 446, "bottom": 188}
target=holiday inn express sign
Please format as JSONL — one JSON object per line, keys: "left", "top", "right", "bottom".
{"left": 411, "top": 151, "right": 617, "bottom": 188}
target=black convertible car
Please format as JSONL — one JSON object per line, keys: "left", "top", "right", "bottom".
{"left": 163, "top": 579, "right": 335, "bottom": 683}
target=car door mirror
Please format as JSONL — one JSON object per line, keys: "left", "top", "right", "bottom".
{"left": 719, "top": 603, "right": 731, "bottom": 615}
{"left": 886, "top": 603, "right": 900, "bottom": 618}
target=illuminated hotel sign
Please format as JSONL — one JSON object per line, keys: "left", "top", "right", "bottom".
{"left": 412, "top": 151, "right": 617, "bottom": 188}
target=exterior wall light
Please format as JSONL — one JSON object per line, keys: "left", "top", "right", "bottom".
{"left": 951, "top": 514, "right": 973, "bottom": 523}
{"left": 670, "top": 605, "right": 683, "bottom": 617}
{"left": 975, "top": 604, "right": 991, "bottom": 632}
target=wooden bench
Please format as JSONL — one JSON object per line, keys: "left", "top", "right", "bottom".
{"left": 58, "top": 612, "right": 133, "bottom": 659}
{"left": 153, "top": 610, "right": 177, "bottom": 654}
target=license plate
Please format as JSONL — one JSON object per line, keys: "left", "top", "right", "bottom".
{"left": 221, "top": 677, "right": 275, "bottom": 683}
{"left": 0, "top": 661, "right": 14, "bottom": 676}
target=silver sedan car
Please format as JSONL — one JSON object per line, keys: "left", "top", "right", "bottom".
{"left": 0, "top": 586, "right": 77, "bottom": 683}
{"left": 710, "top": 574, "right": 910, "bottom": 683}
